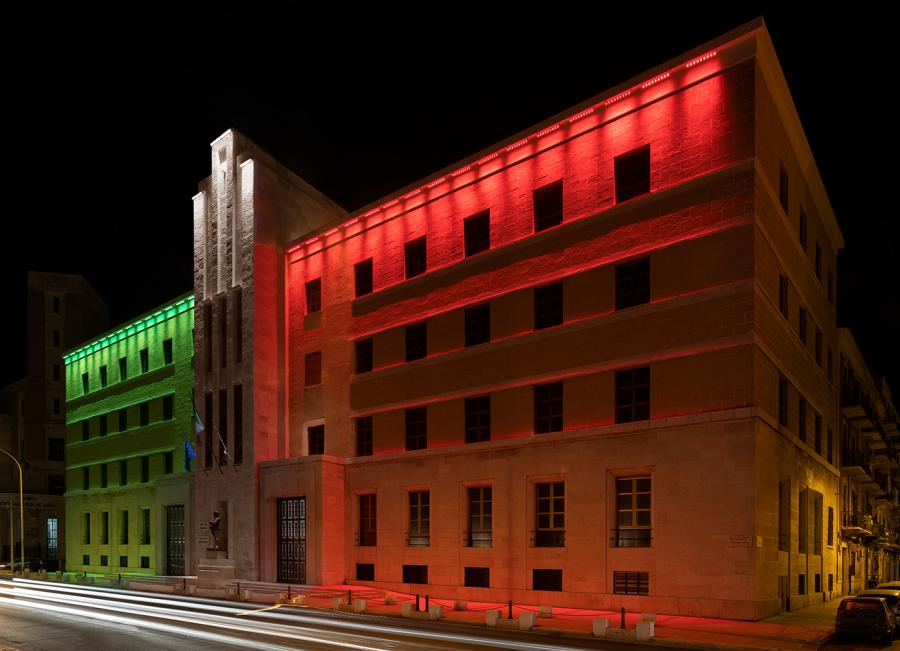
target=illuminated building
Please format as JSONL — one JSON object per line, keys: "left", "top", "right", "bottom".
{"left": 63, "top": 293, "right": 194, "bottom": 575}
{"left": 191, "top": 19, "right": 860, "bottom": 618}
{"left": 0, "top": 272, "right": 108, "bottom": 570}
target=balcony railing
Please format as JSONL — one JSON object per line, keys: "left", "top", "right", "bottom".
{"left": 531, "top": 530, "right": 565, "bottom": 547}
{"left": 407, "top": 534, "right": 430, "bottom": 547}
{"left": 611, "top": 528, "right": 652, "bottom": 548}
{"left": 463, "top": 531, "right": 493, "bottom": 548}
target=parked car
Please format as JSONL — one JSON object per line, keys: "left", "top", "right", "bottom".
{"left": 858, "top": 589, "right": 900, "bottom": 628}
{"left": 835, "top": 596, "right": 896, "bottom": 643}
{"left": 877, "top": 581, "right": 900, "bottom": 591}
{"left": 0, "top": 558, "right": 43, "bottom": 572}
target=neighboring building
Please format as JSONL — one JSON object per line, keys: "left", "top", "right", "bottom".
{"left": 0, "top": 272, "right": 108, "bottom": 570}
{"left": 63, "top": 293, "right": 194, "bottom": 575}
{"left": 838, "top": 329, "right": 900, "bottom": 593}
{"left": 189, "top": 19, "right": 862, "bottom": 618}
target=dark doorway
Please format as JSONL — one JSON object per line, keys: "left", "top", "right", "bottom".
{"left": 166, "top": 504, "right": 185, "bottom": 576}
{"left": 277, "top": 497, "right": 306, "bottom": 584}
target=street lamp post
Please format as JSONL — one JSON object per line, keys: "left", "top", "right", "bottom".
{"left": 0, "top": 448, "right": 24, "bottom": 576}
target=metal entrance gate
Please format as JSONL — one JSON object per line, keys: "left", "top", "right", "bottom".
{"left": 277, "top": 497, "right": 306, "bottom": 583}
{"left": 166, "top": 505, "right": 185, "bottom": 576}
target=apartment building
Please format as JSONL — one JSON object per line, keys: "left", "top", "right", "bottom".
{"left": 191, "top": 19, "right": 849, "bottom": 618}
{"left": 0, "top": 272, "right": 108, "bottom": 570}
{"left": 63, "top": 293, "right": 194, "bottom": 575}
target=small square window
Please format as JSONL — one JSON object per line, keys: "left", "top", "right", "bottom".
{"left": 532, "top": 569, "right": 562, "bottom": 591}
{"left": 534, "top": 383, "right": 563, "bottom": 434}
{"left": 163, "top": 339, "right": 173, "bottom": 365}
{"left": 355, "top": 338, "right": 373, "bottom": 374}
{"left": 308, "top": 424, "right": 325, "bottom": 455}
{"left": 405, "top": 322, "right": 427, "bottom": 362}
{"left": 100, "top": 365, "right": 108, "bottom": 388}
{"left": 533, "top": 181, "right": 563, "bottom": 232}
{"left": 534, "top": 282, "right": 563, "bottom": 330}
{"left": 465, "top": 567, "right": 490, "bottom": 588}
{"left": 402, "top": 564, "right": 428, "bottom": 585}
{"left": 306, "top": 278, "right": 322, "bottom": 314}
{"left": 615, "top": 367, "right": 650, "bottom": 423}
{"left": 304, "top": 351, "right": 322, "bottom": 386}
{"left": 356, "top": 417, "right": 373, "bottom": 457}
{"left": 615, "top": 258, "right": 650, "bottom": 310}
{"left": 465, "top": 395, "right": 491, "bottom": 443}
{"left": 405, "top": 407, "right": 427, "bottom": 451}
{"left": 140, "top": 348, "right": 149, "bottom": 373}
{"left": 405, "top": 237, "right": 427, "bottom": 279}
{"left": 464, "top": 304, "right": 490, "bottom": 347}
{"left": 119, "top": 555, "right": 128, "bottom": 568}
{"left": 356, "top": 563, "right": 375, "bottom": 581}
{"left": 355, "top": 259, "right": 374, "bottom": 297}
{"left": 464, "top": 210, "right": 490, "bottom": 257}
{"left": 615, "top": 146, "right": 651, "bottom": 203}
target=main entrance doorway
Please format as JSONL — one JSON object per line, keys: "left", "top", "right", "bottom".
{"left": 166, "top": 505, "right": 185, "bottom": 576}
{"left": 277, "top": 497, "right": 306, "bottom": 584}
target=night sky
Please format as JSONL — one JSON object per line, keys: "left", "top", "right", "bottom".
{"left": 4, "top": 7, "right": 897, "bottom": 399}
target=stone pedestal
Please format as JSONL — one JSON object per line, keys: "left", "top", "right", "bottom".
{"left": 197, "top": 552, "right": 235, "bottom": 588}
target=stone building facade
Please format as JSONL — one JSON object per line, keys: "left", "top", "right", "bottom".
{"left": 63, "top": 293, "right": 194, "bottom": 575}
{"left": 0, "top": 272, "right": 108, "bottom": 570}
{"left": 190, "top": 19, "right": 865, "bottom": 618}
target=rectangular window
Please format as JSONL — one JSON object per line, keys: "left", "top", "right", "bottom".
{"left": 405, "top": 407, "right": 427, "bottom": 451}
{"left": 82, "top": 372, "right": 89, "bottom": 394}
{"left": 53, "top": 397, "right": 60, "bottom": 415}
{"left": 778, "top": 478, "right": 789, "bottom": 551}
{"left": 827, "top": 348, "right": 833, "bottom": 382}
{"left": 48, "top": 475, "right": 65, "bottom": 495}
{"left": 204, "top": 302, "right": 212, "bottom": 372}
{"left": 355, "top": 417, "right": 373, "bottom": 457}
{"left": 408, "top": 491, "right": 430, "bottom": 547}
{"left": 204, "top": 392, "right": 213, "bottom": 469}
{"left": 615, "top": 145, "right": 651, "bottom": 203}
{"left": 355, "top": 338, "right": 373, "bottom": 374}
{"left": 101, "top": 511, "right": 109, "bottom": 544}
{"left": 402, "top": 565, "right": 428, "bottom": 585}
{"left": 827, "top": 424, "right": 833, "bottom": 465}
{"left": 778, "top": 164, "right": 789, "bottom": 213}
{"left": 219, "top": 296, "right": 227, "bottom": 368}
{"left": 533, "top": 180, "right": 563, "bottom": 232}
{"left": 405, "top": 322, "right": 427, "bottom": 362}
{"left": 468, "top": 486, "right": 492, "bottom": 548}
{"left": 615, "top": 367, "right": 650, "bottom": 423}
{"left": 99, "top": 414, "right": 108, "bottom": 436}
{"left": 615, "top": 258, "right": 651, "bottom": 310}
{"left": 534, "top": 382, "right": 563, "bottom": 434}
{"left": 120, "top": 556, "right": 128, "bottom": 568}
{"left": 535, "top": 482, "right": 564, "bottom": 547}
{"left": 308, "top": 424, "right": 325, "bottom": 455}
{"left": 464, "top": 303, "right": 491, "bottom": 347}
{"left": 533, "top": 569, "right": 563, "bottom": 592}
{"left": 120, "top": 510, "right": 129, "bottom": 544}
{"left": 799, "top": 209, "right": 807, "bottom": 250}
{"left": 465, "top": 395, "right": 491, "bottom": 443}
{"left": 799, "top": 486, "right": 808, "bottom": 554}
{"left": 163, "top": 339, "right": 173, "bottom": 365}
{"left": 141, "top": 556, "right": 150, "bottom": 569}
{"left": 534, "top": 282, "right": 563, "bottom": 329}
{"left": 813, "top": 492, "right": 823, "bottom": 555}
{"left": 98, "top": 554, "right": 107, "bottom": 566}
{"left": 82, "top": 420, "right": 90, "bottom": 441}
{"left": 119, "top": 459, "right": 128, "bottom": 486}
{"left": 616, "top": 477, "right": 651, "bottom": 547}
{"left": 798, "top": 307, "right": 807, "bottom": 344}
{"left": 140, "top": 401, "right": 149, "bottom": 426}
{"left": 465, "top": 567, "right": 490, "bottom": 588}
{"left": 164, "top": 451, "right": 173, "bottom": 474}
{"left": 141, "top": 456, "right": 150, "bottom": 483}
{"left": 464, "top": 210, "right": 491, "bottom": 257}
{"left": 100, "top": 365, "right": 108, "bottom": 388}
{"left": 218, "top": 388, "right": 227, "bottom": 466}
{"left": 827, "top": 507, "right": 834, "bottom": 546}
{"left": 141, "top": 508, "right": 151, "bottom": 545}
{"left": 405, "top": 236, "right": 427, "bottom": 279}
{"left": 814, "top": 412, "right": 822, "bottom": 455}
{"left": 798, "top": 397, "right": 807, "bottom": 442}
{"left": 814, "top": 573, "right": 821, "bottom": 593}
{"left": 82, "top": 466, "right": 90, "bottom": 491}
{"left": 305, "top": 278, "right": 322, "bottom": 314}
{"left": 798, "top": 574, "right": 806, "bottom": 595}
{"left": 614, "top": 571, "right": 649, "bottom": 595}
{"left": 233, "top": 384, "right": 243, "bottom": 465}
{"left": 778, "top": 375, "right": 789, "bottom": 427}
{"left": 82, "top": 512, "right": 91, "bottom": 544}
{"left": 356, "top": 563, "right": 375, "bottom": 581}
{"left": 119, "top": 356, "right": 128, "bottom": 382}
{"left": 140, "top": 348, "right": 149, "bottom": 373}
{"left": 815, "top": 328, "right": 822, "bottom": 366}
{"left": 82, "top": 554, "right": 90, "bottom": 566}
{"left": 163, "top": 395, "right": 174, "bottom": 421}
{"left": 354, "top": 259, "right": 373, "bottom": 297}
{"left": 234, "top": 288, "right": 243, "bottom": 363}
{"left": 119, "top": 408, "right": 128, "bottom": 432}
{"left": 827, "top": 270, "right": 834, "bottom": 305}
{"left": 815, "top": 242, "right": 822, "bottom": 280}
{"left": 359, "top": 494, "right": 376, "bottom": 546}
{"left": 47, "top": 517, "right": 58, "bottom": 560}
{"left": 48, "top": 437, "right": 64, "bottom": 461}
{"left": 304, "top": 351, "right": 322, "bottom": 386}
{"left": 100, "top": 463, "right": 108, "bottom": 488}
{"left": 779, "top": 275, "right": 789, "bottom": 317}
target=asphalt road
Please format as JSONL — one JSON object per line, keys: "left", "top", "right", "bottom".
{"left": 0, "top": 578, "right": 654, "bottom": 651}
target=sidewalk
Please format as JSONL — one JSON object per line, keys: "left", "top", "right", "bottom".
{"left": 264, "top": 584, "right": 842, "bottom": 651}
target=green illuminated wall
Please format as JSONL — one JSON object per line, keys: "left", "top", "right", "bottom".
{"left": 63, "top": 293, "right": 194, "bottom": 574}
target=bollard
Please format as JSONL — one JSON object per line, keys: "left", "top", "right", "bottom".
{"left": 288, "top": 585, "right": 292, "bottom": 599}
{"left": 348, "top": 589, "right": 352, "bottom": 605}
{"left": 425, "top": 594, "right": 429, "bottom": 612}
{"left": 620, "top": 606, "right": 626, "bottom": 629}
{"left": 508, "top": 600, "right": 513, "bottom": 619}
{"left": 415, "top": 593, "right": 420, "bottom": 612}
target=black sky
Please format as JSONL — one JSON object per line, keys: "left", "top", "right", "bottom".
{"left": 3, "top": 6, "right": 897, "bottom": 398}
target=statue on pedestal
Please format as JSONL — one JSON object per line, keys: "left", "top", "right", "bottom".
{"left": 209, "top": 511, "right": 222, "bottom": 550}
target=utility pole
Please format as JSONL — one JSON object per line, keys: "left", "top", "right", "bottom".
{"left": 0, "top": 449, "right": 24, "bottom": 575}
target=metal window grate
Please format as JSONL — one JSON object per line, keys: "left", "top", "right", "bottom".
{"left": 613, "top": 571, "right": 649, "bottom": 595}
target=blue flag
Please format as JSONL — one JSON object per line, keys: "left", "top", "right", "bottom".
{"left": 185, "top": 440, "right": 196, "bottom": 460}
